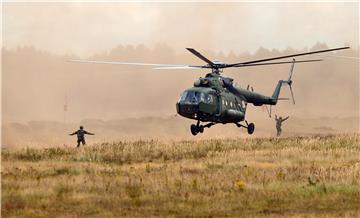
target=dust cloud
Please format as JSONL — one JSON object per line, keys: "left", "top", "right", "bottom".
{"left": 2, "top": 2, "right": 359, "bottom": 147}
{"left": 2, "top": 44, "right": 359, "bottom": 147}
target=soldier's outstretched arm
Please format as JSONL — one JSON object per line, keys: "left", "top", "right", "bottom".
{"left": 282, "top": 116, "right": 290, "bottom": 121}
{"left": 84, "top": 131, "right": 95, "bottom": 135}
{"left": 69, "top": 130, "right": 78, "bottom": 136}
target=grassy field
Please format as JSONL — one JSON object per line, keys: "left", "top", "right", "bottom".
{"left": 2, "top": 134, "right": 360, "bottom": 217}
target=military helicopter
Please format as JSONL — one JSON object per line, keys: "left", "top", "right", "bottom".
{"left": 72, "top": 46, "right": 349, "bottom": 135}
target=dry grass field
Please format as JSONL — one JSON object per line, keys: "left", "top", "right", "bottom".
{"left": 2, "top": 134, "right": 360, "bottom": 217}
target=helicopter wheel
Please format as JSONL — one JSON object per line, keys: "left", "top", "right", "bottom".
{"left": 247, "top": 123, "right": 255, "bottom": 135}
{"left": 191, "top": 124, "right": 198, "bottom": 136}
{"left": 190, "top": 122, "right": 214, "bottom": 135}
{"left": 199, "top": 126, "right": 204, "bottom": 133}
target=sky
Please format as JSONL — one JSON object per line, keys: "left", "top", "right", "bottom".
{"left": 3, "top": 2, "right": 359, "bottom": 57}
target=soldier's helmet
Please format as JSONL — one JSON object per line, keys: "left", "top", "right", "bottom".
{"left": 80, "top": 126, "right": 84, "bottom": 129}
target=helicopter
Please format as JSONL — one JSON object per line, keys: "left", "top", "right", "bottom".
{"left": 72, "top": 46, "right": 349, "bottom": 135}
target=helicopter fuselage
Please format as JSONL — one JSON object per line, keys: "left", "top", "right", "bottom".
{"left": 176, "top": 73, "right": 247, "bottom": 124}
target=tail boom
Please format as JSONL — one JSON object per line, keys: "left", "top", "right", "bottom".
{"left": 233, "top": 59, "right": 296, "bottom": 106}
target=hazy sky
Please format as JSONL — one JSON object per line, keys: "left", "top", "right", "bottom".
{"left": 3, "top": 2, "right": 359, "bottom": 57}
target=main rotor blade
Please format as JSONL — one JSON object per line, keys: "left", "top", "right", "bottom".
{"left": 153, "top": 66, "right": 204, "bottom": 70}
{"left": 70, "top": 60, "right": 192, "bottom": 68}
{"left": 186, "top": 48, "right": 214, "bottom": 65}
{"left": 233, "top": 59, "right": 322, "bottom": 67}
{"left": 230, "top": 46, "right": 349, "bottom": 66}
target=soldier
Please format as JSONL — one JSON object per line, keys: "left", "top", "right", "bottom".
{"left": 69, "top": 126, "right": 95, "bottom": 147}
{"left": 275, "top": 115, "right": 289, "bottom": 137}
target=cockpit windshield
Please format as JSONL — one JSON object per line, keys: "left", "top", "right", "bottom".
{"left": 179, "top": 91, "right": 214, "bottom": 104}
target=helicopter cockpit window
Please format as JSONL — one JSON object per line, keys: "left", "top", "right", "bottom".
{"left": 179, "top": 91, "right": 213, "bottom": 104}
{"left": 179, "top": 91, "right": 188, "bottom": 102}
{"left": 206, "top": 94, "right": 214, "bottom": 104}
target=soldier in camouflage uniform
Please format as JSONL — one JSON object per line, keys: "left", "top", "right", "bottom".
{"left": 275, "top": 115, "right": 289, "bottom": 137}
{"left": 69, "top": 126, "right": 95, "bottom": 147}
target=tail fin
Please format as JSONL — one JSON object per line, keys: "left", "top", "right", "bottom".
{"left": 271, "top": 59, "right": 296, "bottom": 104}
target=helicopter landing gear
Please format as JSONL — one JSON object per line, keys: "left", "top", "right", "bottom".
{"left": 247, "top": 123, "right": 255, "bottom": 134}
{"left": 190, "top": 124, "right": 199, "bottom": 135}
{"left": 236, "top": 120, "right": 255, "bottom": 135}
{"left": 190, "top": 121, "right": 215, "bottom": 135}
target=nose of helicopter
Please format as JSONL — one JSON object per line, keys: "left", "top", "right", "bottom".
{"left": 176, "top": 89, "right": 215, "bottom": 119}
{"left": 176, "top": 102, "right": 199, "bottom": 118}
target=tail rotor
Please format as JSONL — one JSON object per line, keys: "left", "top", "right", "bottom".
{"left": 289, "top": 84, "right": 295, "bottom": 104}
{"left": 287, "top": 59, "right": 296, "bottom": 104}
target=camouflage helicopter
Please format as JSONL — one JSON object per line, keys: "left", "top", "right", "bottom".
{"left": 72, "top": 46, "right": 349, "bottom": 135}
